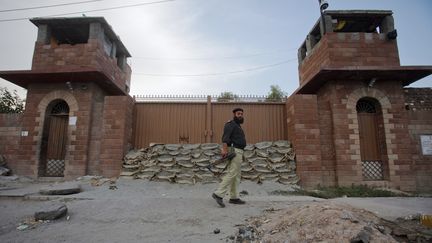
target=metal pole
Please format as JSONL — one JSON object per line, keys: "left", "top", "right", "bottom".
{"left": 318, "top": 0, "right": 326, "bottom": 35}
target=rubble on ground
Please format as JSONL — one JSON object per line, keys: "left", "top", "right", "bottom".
{"left": 231, "top": 202, "right": 399, "bottom": 242}
{"left": 0, "top": 155, "right": 11, "bottom": 176}
{"left": 230, "top": 201, "right": 432, "bottom": 242}
{"left": 34, "top": 203, "right": 68, "bottom": 221}
{"left": 122, "top": 141, "right": 298, "bottom": 185}
{"left": 39, "top": 182, "right": 81, "bottom": 195}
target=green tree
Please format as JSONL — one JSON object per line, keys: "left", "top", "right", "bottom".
{"left": 266, "top": 85, "right": 287, "bottom": 102}
{"left": 0, "top": 88, "right": 24, "bottom": 113}
{"left": 217, "top": 91, "right": 238, "bottom": 102}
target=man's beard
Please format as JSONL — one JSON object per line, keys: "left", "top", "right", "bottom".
{"left": 234, "top": 116, "right": 244, "bottom": 124}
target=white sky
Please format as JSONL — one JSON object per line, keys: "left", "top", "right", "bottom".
{"left": 0, "top": 0, "right": 431, "bottom": 99}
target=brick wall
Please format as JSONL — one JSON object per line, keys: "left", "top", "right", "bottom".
{"left": 316, "top": 84, "right": 337, "bottom": 187}
{"left": 299, "top": 32, "right": 400, "bottom": 85}
{"left": 286, "top": 94, "right": 322, "bottom": 189}
{"left": 99, "top": 95, "right": 134, "bottom": 177}
{"left": 2, "top": 82, "right": 133, "bottom": 179}
{"left": 9, "top": 83, "right": 107, "bottom": 178}
{"left": 324, "top": 80, "right": 415, "bottom": 191}
{"left": 31, "top": 38, "right": 131, "bottom": 93}
{"left": 0, "top": 114, "right": 22, "bottom": 173}
{"left": 86, "top": 88, "right": 107, "bottom": 175}
{"left": 289, "top": 79, "right": 421, "bottom": 191}
{"left": 405, "top": 88, "right": 432, "bottom": 193}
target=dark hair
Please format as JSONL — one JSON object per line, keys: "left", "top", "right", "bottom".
{"left": 232, "top": 108, "right": 243, "bottom": 113}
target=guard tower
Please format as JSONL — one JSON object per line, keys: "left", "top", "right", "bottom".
{"left": 0, "top": 17, "right": 134, "bottom": 179}
{"left": 287, "top": 10, "right": 432, "bottom": 191}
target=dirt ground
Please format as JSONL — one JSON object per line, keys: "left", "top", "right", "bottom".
{"left": 0, "top": 176, "right": 431, "bottom": 243}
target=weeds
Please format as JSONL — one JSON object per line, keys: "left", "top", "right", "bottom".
{"left": 270, "top": 184, "right": 410, "bottom": 199}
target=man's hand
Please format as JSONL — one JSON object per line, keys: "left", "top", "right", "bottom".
{"left": 221, "top": 143, "right": 228, "bottom": 157}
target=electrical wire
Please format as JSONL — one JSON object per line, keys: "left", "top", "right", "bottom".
{"left": 0, "top": 0, "right": 176, "bottom": 23}
{"left": 132, "top": 58, "right": 297, "bottom": 77}
{"left": 0, "top": 0, "right": 105, "bottom": 13}
{"left": 132, "top": 48, "right": 297, "bottom": 61}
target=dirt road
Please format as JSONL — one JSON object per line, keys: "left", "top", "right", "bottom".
{"left": 0, "top": 177, "right": 431, "bottom": 242}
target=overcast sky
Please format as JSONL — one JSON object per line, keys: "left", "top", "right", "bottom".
{"left": 0, "top": 0, "right": 431, "bottom": 99}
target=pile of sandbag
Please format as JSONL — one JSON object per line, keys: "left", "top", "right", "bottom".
{"left": 122, "top": 141, "right": 298, "bottom": 185}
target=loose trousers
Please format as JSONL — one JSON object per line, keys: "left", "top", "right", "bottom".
{"left": 214, "top": 148, "right": 243, "bottom": 199}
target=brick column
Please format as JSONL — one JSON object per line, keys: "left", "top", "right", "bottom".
{"left": 286, "top": 94, "right": 322, "bottom": 188}
{"left": 100, "top": 95, "right": 134, "bottom": 177}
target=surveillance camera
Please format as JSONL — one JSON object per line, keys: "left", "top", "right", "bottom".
{"left": 319, "top": 0, "right": 329, "bottom": 10}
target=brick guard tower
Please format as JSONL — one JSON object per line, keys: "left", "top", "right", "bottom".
{"left": 287, "top": 10, "right": 432, "bottom": 191}
{"left": 0, "top": 17, "right": 134, "bottom": 178}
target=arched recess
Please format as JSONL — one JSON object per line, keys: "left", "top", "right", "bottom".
{"left": 346, "top": 88, "right": 392, "bottom": 181}
{"left": 39, "top": 100, "right": 70, "bottom": 176}
{"left": 36, "top": 91, "right": 79, "bottom": 177}
{"left": 356, "top": 97, "right": 388, "bottom": 180}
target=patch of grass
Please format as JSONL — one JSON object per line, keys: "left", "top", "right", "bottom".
{"left": 270, "top": 185, "right": 409, "bottom": 199}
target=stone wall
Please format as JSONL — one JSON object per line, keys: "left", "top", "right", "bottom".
{"left": 123, "top": 141, "right": 298, "bottom": 185}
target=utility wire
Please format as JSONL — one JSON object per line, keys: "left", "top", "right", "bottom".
{"left": 0, "top": 0, "right": 105, "bottom": 13}
{"left": 132, "top": 48, "right": 298, "bottom": 61}
{"left": 133, "top": 58, "right": 297, "bottom": 77}
{"left": 0, "top": 0, "right": 176, "bottom": 23}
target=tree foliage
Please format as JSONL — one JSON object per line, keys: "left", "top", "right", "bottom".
{"left": 266, "top": 85, "right": 287, "bottom": 102}
{"left": 217, "top": 91, "right": 238, "bottom": 102}
{"left": 0, "top": 88, "right": 24, "bottom": 113}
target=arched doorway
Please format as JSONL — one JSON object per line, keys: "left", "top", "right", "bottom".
{"left": 39, "top": 100, "right": 69, "bottom": 177}
{"left": 356, "top": 98, "right": 387, "bottom": 180}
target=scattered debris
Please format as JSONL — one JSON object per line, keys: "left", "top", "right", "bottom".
{"left": 40, "top": 182, "right": 81, "bottom": 195}
{"left": 380, "top": 215, "right": 432, "bottom": 242}
{"left": 16, "top": 224, "right": 29, "bottom": 231}
{"left": 230, "top": 202, "right": 399, "bottom": 242}
{"left": 34, "top": 203, "right": 68, "bottom": 221}
{"left": 350, "top": 226, "right": 372, "bottom": 243}
{"left": 239, "top": 190, "right": 249, "bottom": 196}
{"left": 421, "top": 215, "right": 432, "bottom": 228}
{"left": 0, "top": 155, "right": 11, "bottom": 176}
{"left": 232, "top": 226, "right": 256, "bottom": 242}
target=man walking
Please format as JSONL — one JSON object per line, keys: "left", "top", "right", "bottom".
{"left": 212, "top": 108, "right": 246, "bottom": 207}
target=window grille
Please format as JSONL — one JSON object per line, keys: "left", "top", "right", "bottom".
{"left": 46, "top": 159, "right": 65, "bottom": 177}
{"left": 362, "top": 161, "right": 384, "bottom": 180}
{"left": 356, "top": 100, "right": 376, "bottom": 113}
{"left": 50, "top": 101, "right": 69, "bottom": 115}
